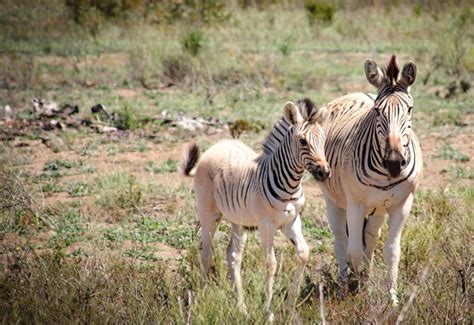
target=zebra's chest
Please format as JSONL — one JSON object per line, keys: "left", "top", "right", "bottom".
{"left": 347, "top": 177, "right": 416, "bottom": 212}
{"left": 271, "top": 195, "right": 306, "bottom": 227}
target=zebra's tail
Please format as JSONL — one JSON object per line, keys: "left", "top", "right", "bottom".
{"left": 180, "top": 143, "right": 200, "bottom": 177}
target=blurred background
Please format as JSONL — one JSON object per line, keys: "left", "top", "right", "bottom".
{"left": 0, "top": 1, "right": 472, "bottom": 323}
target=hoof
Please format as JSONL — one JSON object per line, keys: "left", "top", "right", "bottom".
{"left": 390, "top": 288, "right": 400, "bottom": 307}
{"left": 267, "top": 311, "right": 275, "bottom": 323}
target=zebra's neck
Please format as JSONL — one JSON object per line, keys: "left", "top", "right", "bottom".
{"left": 258, "top": 131, "right": 305, "bottom": 203}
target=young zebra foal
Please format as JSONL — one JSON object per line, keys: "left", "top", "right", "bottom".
{"left": 181, "top": 100, "right": 330, "bottom": 317}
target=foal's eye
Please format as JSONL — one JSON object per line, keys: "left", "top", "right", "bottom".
{"left": 299, "top": 138, "right": 308, "bottom": 146}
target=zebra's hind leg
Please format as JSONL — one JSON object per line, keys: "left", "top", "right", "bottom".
{"left": 325, "top": 198, "right": 348, "bottom": 298}
{"left": 385, "top": 193, "right": 413, "bottom": 306}
{"left": 281, "top": 214, "right": 309, "bottom": 310}
{"left": 226, "top": 223, "right": 248, "bottom": 312}
{"left": 258, "top": 219, "right": 277, "bottom": 322}
{"left": 198, "top": 205, "right": 221, "bottom": 278}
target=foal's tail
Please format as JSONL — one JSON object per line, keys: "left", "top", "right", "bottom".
{"left": 180, "top": 143, "right": 200, "bottom": 177}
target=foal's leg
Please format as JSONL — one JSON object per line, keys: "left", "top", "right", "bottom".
{"left": 385, "top": 193, "right": 413, "bottom": 306}
{"left": 281, "top": 214, "right": 309, "bottom": 309}
{"left": 325, "top": 198, "right": 348, "bottom": 297}
{"left": 258, "top": 219, "right": 277, "bottom": 320}
{"left": 227, "top": 223, "right": 248, "bottom": 311}
{"left": 198, "top": 205, "right": 221, "bottom": 278}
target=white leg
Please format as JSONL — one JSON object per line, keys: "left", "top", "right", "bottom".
{"left": 258, "top": 219, "right": 277, "bottom": 320}
{"left": 325, "top": 198, "right": 348, "bottom": 295}
{"left": 281, "top": 214, "right": 310, "bottom": 309}
{"left": 198, "top": 211, "right": 220, "bottom": 276}
{"left": 364, "top": 213, "right": 385, "bottom": 274}
{"left": 227, "top": 223, "right": 248, "bottom": 311}
{"left": 346, "top": 201, "right": 366, "bottom": 274}
{"left": 385, "top": 193, "right": 413, "bottom": 306}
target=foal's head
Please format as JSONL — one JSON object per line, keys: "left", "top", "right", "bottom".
{"left": 283, "top": 99, "right": 330, "bottom": 182}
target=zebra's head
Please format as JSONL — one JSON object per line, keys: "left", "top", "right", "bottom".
{"left": 283, "top": 99, "right": 330, "bottom": 182}
{"left": 365, "top": 55, "right": 417, "bottom": 178}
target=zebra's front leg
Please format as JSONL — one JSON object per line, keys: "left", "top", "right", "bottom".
{"left": 226, "top": 223, "right": 248, "bottom": 312}
{"left": 364, "top": 213, "right": 385, "bottom": 275}
{"left": 325, "top": 198, "right": 348, "bottom": 297}
{"left": 281, "top": 214, "right": 309, "bottom": 310}
{"left": 385, "top": 193, "right": 413, "bottom": 306}
{"left": 258, "top": 219, "right": 277, "bottom": 321}
{"left": 346, "top": 202, "right": 367, "bottom": 286}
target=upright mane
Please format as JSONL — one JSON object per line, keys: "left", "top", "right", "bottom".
{"left": 261, "top": 98, "right": 316, "bottom": 155}
{"left": 385, "top": 55, "right": 400, "bottom": 86}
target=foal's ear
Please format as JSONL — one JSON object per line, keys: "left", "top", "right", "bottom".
{"left": 283, "top": 101, "right": 303, "bottom": 125}
{"left": 365, "top": 59, "right": 386, "bottom": 88}
{"left": 398, "top": 61, "right": 417, "bottom": 89}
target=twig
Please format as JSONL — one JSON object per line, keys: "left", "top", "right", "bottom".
{"left": 187, "top": 290, "right": 192, "bottom": 325}
{"left": 319, "top": 282, "right": 327, "bottom": 325}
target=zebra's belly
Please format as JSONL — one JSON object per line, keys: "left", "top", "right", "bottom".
{"left": 216, "top": 193, "right": 305, "bottom": 228}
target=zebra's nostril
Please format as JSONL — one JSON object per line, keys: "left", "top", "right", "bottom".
{"left": 317, "top": 170, "right": 324, "bottom": 179}
{"left": 382, "top": 159, "right": 387, "bottom": 168}
{"left": 401, "top": 159, "right": 407, "bottom": 166}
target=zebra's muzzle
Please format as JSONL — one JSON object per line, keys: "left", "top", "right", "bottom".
{"left": 308, "top": 164, "right": 331, "bottom": 182}
{"left": 382, "top": 150, "right": 406, "bottom": 178}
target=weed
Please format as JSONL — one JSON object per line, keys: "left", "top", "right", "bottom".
{"left": 67, "top": 181, "right": 92, "bottom": 197}
{"left": 440, "top": 165, "right": 473, "bottom": 179}
{"left": 96, "top": 172, "right": 143, "bottom": 211}
{"left": 42, "top": 182, "right": 64, "bottom": 194}
{"left": 43, "top": 159, "right": 75, "bottom": 171}
{"left": 49, "top": 209, "right": 85, "bottom": 248}
{"left": 145, "top": 159, "right": 178, "bottom": 174}
{"left": 433, "top": 144, "right": 469, "bottom": 162}
{"left": 113, "top": 104, "right": 139, "bottom": 130}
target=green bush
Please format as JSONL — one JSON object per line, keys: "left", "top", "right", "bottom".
{"left": 305, "top": 0, "right": 334, "bottom": 25}
{"left": 181, "top": 29, "right": 205, "bottom": 56}
{"left": 114, "top": 105, "right": 139, "bottom": 130}
{"left": 155, "top": 0, "right": 230, "bottom": 25}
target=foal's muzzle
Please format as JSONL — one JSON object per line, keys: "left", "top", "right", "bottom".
{"left": 308, "top": 163, "right": 331, "bottom": 182}
{"left": 382, "top": 150, "right": 406, "bottom": 178}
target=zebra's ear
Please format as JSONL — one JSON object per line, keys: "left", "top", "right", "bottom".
{"left": 398, "top": 62, "right": 417, "bottom": 89}
{"left": 309, "top": 105, "right": 330, "bottom": 126}
{"left": 365, "top": 59, "right": 386, "bottom": 88}
{"left": 283, "top": 101, "right": 303, "bottom": 125}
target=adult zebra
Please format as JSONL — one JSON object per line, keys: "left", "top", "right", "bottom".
{"left": 319, "top": 55, "right": 422, "bottom": 305}
{"left": 181, "top": 99, "right": 330, "bottom": 317}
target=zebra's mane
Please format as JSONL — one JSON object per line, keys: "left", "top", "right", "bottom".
{"left": 385, "top": 55, "right": 400, "bottom": 86}
{"left": 261, "top": 98, "right": 316, "bottom": 155}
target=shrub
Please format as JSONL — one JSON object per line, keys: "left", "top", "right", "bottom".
{"left": 305, "top": 0, "right": 334, "bottom": 25}
{"left": 155, "top": 0, "right": 230, "bottom": 25}
{"left": 113, "top": 104, "right": 139, "bottom": 130}
{"left": 181, "top": 29, "right": 205, "bottom": 56}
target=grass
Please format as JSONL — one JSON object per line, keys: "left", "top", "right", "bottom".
{"left": 0, "top": 1, "right": 472, "bottom": 323}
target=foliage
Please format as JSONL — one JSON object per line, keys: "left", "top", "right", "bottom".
{"left": 181, "top": 29, "right": 206, "bottom": 56}
{"left": 305, "top": 0, "right": 334, "bottom": 25}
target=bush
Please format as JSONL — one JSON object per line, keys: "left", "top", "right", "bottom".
{"left": 305, "top": 0, "right": 334, "bottom": 25}
{"left": 113, "top": 105, "right": 139, "bottom": 130}
{"left": 181, "top": 29, "right": 206, "bottom": 56}
{"left": 155, "top": 0, "right": 230, "bottom": 25}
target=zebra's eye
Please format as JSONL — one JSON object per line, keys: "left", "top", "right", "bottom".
{"left": 408, "top": 106, "right": 413, "bottom": 114}
{"left": 299, "top": 138, "right": 308, "bottom": 146}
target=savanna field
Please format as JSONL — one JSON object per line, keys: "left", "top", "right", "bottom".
{"left": 0, "top": 1, "right": 472, "bottom": 323}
